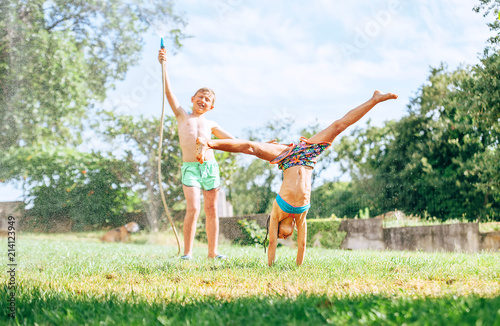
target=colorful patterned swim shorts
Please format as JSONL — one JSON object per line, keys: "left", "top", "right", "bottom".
{"left": 270, "top": 137, "right": 331, "bottom": 171}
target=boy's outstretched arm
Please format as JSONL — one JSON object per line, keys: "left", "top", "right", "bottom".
{"left": 158, "top": 50, "right": 187, "bottom": 119}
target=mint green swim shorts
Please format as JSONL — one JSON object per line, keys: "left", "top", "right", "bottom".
{"left": 181, "top": 160, "right": 220, "bottom": 191}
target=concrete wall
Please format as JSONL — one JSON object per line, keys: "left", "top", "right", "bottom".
{"left": 339, "top": 219, "right": 498, "bottom": 253}
{"left": 481, "top": 231, "right": 500, "bottom": 251}
{"left": 383, "top": 223, "right": 481, "bottom": 253}
{"left": 218, "top": 214, "right": 499, "bottom": 253}
{"left": 0, "top": 201, "right": 23, "bottom": 231}
{"left": 339, "top": 218, "right": 385, "bottom": 250}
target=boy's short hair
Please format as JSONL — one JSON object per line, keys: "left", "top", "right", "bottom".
{"left": 194, "top": 87, "right": 216, "bottom": 104}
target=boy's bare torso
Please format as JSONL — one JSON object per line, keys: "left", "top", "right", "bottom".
{"left": 178, "top": 114, "right": 217, "bottom": 162}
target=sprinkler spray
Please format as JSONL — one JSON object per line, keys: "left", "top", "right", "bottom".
{"left": 158, "top": 37, "right": 181, "bottom": 254}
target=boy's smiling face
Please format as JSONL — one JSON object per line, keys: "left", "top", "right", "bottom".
{"left": 191, "top": 90, "right": 215, "bottom": 114}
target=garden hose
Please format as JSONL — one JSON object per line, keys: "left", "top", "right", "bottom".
{"left": 158, "top": 38, "right": 181, "bottom": 255}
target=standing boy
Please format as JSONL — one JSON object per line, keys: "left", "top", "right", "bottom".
{"left": 158, "top": 50, "right": 235, "bottom": 260}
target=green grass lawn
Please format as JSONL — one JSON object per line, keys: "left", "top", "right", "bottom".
{"left": 1, "top": 232, "right": 499, "bottom": 325}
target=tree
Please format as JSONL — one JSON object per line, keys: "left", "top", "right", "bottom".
{"left": 102, "top": 112, "right": 183, "bottom": 231}
{"left": 0, "top": 144, "right": 138, "bottom": 229}
{"left": 474, "top": 0, "right": 500, "bottom": 54}
{"left": 225, "top": 116, "right": 297, "bottom": 215}
{"left": 0, "top": 0, "right": 187, "bottom": 150}
{"left": 309, "top": 181, "right": 363, "bottom": 219}
{"left": 310, "top": 1, "right": 500, "bottom": 221}
{"left": 0, "top": 0, "right": 188, "bottom": 229}
{"left": 452, "top": 52, "right": 500, "bottom": 211}
{"left": 333, "top": 62, "right": 500, "bottom": 221}
{"left": 229, "top": 158, "right": 279, "bottom": 216}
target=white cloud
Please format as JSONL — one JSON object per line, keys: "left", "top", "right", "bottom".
{"left": 110, "top": 0, "right": 494, "bottom": 135}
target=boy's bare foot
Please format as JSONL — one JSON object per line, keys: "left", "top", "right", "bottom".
{"left": 196, "top": 137, "right": 209, "bottom": 164}
{"left": 372, "top": 90, "right": 398, "bottom": 103}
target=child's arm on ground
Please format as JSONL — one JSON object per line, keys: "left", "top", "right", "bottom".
{"left": 211, "top": 122, "right": 236, "bottom": 140}
{"left": 267, "top": 214, "right": 279, "bottom": 266}
{"left": 158, "top": 50, "right": 187, "bottom": 119}
{"left": 295, "top": 217, "right": 307, "bottom": 266}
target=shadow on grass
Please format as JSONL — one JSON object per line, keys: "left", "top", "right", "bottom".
{"left": 1, "top": 286, "right": 499, "bottom": 325}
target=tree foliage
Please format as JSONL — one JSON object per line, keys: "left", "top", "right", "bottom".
{"left": 473, "top": 0, "right": 500, "bottom": 54}
{"left": 309, "top": 181, "right": 363, "bottom": 219}
{"left": 311, "top": 3, "right": 500, "bottom": 221}
{"left": 226, "top": 116, "right": 299, "bottom": 215}
{"left": 329, "top": 59, "right": 500, "bottom": 221}
{"left": 0, "top": 0, "right": 188, "bottom": 229}
{"left": 0, "top": 0, "right": 187, "bottom": 149}
{"left": 102, "top": 112, "right": 183, "bottom": 231}
{"left": 0, "top": 144, "right": 138, "bottom": 229}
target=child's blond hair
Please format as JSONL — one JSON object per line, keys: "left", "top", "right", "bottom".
{"left": 194, "top": 87, "right": 216, "bottom": 104}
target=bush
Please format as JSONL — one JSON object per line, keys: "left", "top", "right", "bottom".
{"left": 1, "top": 145, "right": 141, "bottom": 230}
{"left": 28, "top": 168, "right": 138, "bottom": 230}
{"left": 235, "top": 216, "right": 347, "bottom": 250}
{"left": 195, "top": 221, "right": 207, "bottom": 243}
{"left": 294, "top": 217, "right": 346, "bottom": 249}
{"left": 235, "top": 219, "right": 267, "bottom": 247}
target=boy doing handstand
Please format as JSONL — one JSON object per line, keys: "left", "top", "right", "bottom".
{"left": 196, "top": 91, "right": 398, "bottom": 266}
{"left": 158, "top": 50, "right": 235, "bottom": 260}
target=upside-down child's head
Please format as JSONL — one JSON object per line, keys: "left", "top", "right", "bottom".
{"left": 264, "top": 215, "right": 295, "bottom": 253}
{"left": 278, "top": 216, "right": 295, "bottom": 239}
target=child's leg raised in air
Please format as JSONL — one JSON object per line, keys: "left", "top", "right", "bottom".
{"left": 196, "top": 138, "right": 289, "bottom": 164}
{"left": 308, "top": 91, "right": 398, "bottom": 144}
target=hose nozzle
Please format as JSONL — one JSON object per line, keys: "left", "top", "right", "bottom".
{"left": 160, "top": 38, "right": 165, "bottom": 49}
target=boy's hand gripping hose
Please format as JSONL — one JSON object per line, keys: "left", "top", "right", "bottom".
{"left": 158, "top": 38, "right": 181, "bottom": 255}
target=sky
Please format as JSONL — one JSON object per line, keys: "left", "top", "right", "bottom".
{"left": 0, "top": 0, "right": 496, "bottom": 202}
